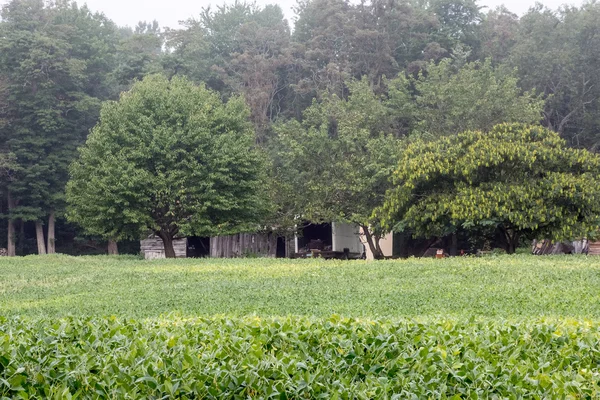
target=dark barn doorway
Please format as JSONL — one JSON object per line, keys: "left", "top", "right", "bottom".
{"left": 186, "top": 237, "right": 210, "bottom": 258}
{"left": 276, "top": 237, "right": 287, "bottom": 258}
{"left": 297, "top": 223, "right": 332, "bottom": 251}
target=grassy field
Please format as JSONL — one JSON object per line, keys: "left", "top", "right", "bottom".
{"left": 1, "top": 254, "right": 600, "bottom": 319}
{"left": 1, "top": 255, "right": 600, "bottom": 398}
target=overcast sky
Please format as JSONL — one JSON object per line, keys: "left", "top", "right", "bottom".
{"left": 2, "top": 0, "right": 589, "bottom": 29}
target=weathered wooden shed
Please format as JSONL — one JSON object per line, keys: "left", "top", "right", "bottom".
{"left": 140, "top": 222, "right": 363, "bottom": 259}
{"left": 588, "top": 241, "right": 600, "bottom": 255}
{"left": 141, "top": 233, "right": 291, "bottom": 259}
{"left": 140, "top": 236, "right": 189, "bottom": 259}
{"left": 294, "top": 222, "right": 364, "bottom": 258}
{"left": 210, "top": 232, "right": 289, "bottom": 258}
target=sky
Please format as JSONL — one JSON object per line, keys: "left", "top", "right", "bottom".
{"left": 1, "top": 0, "right": 589, "bottom": 29}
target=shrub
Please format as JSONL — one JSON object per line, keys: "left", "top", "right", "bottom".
{"left": 1, "top": 315, "right": 599, "bottom": 398}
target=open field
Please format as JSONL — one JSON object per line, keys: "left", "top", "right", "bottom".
{"left": 1, "top": 254, "right": 600, "bottom": 319}
{"left": 1, "top": 255, "right": 600, "bottom": 397}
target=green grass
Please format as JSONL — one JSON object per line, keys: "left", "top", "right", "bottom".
{"left": 0, "top": 254, "right": 599, "bottom": 319}
{"left": 2, "top": 255, "right": 600, "bottom": 398}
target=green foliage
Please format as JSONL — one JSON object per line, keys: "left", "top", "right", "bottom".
{"left": 0, "top": 0, "right": 119, "bottom": 223}
{"left": 391, "top": 58, "right": 544, "bottom": 138}
{"left": 1, "top": 315, "right": 599, "bottom": 398}
{"left": 165, "top": 3, "right": 292, "bottom": 139}
{"left": 2, "top": 253, "right": 600, "bottom": 397}
{"left": 2, "top": 255, "right": 600, "bottom": 318}
{"left": 66, "top": 75, "right": 268, "bottom": 243}
{"left": 507, "top": 3, "right": 600, "bottom": 148}
{"left": 380, "top": 124, "right": 600, "bottom": 252}
{"left": 114, "top": 21, "right": 165, "bottom": 87}
{"left": 1, "top": 255, "right": 600, "bottom": 397}
{"left": 271, "top": 79, "right": 403, "bottom": 246}
{"left": 0, "top": 152, "right": 15, "bottom": 181}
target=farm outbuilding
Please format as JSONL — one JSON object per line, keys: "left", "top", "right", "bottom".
{"left": 141, "top": 233, "right": 292, "bottom": 259}
{"left": 209, "top": 232, "right": 292, "bottom": 258}
{"left": 293, "top": 222, "right": 365, "bottom": 259}
{"left": 531, "top": 239, "right": 592, "bottom": 255}
{"left": 140, "top": 222, "right": 365, "bottom": 259}
{"left": 140, "top": 236, "right": 210, "bottom": 259}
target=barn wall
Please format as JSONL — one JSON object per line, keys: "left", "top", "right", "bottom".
{"left": 140, "top": 237, "right": 187, "bottom": 259}
{"left": 332, "top": 222, "right": 363, "bottom": 253}
{"left": 286, "top": 237, "right": 295, "bottom": 258}
{"left": 588, "top": 241, "right": 600, "bottom": 255}
{"left": 360, "top": 228, "right": 394, "bottom": 260}
{"left": 210, "top": 233, "right": 277, "bottom": 258}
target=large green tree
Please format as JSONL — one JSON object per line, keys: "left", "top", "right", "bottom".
{"left": 114, "top": 21, "right": 164, "bottom": 87}
{"left": 391, "top": 58, "right": 544, "bottom": 138}
{"left": 379, "top": 124, "right": 600, "bottom": 253}
{"left": 292, "top": 0, "right": 482, "bottom": 96}
{"left": 271, "top": 79, "right": 403, "bottom": 258}
{"left": 0, "top": 0, "right": 119, "bottom": 255}
{"left": 66, "top": 75, "right": 268, "bottom": 258}
{"left": 476, "top": 6, "right": 519, "bottom": 64}
{"left": 508, "top": 3, "right": 600, "bottom": 149}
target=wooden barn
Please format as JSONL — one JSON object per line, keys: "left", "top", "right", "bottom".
{"left": 293, "top": 222, "right": 364, "bottom": 259}
{"left": 140, "top": 236, "right": 209, "bottom": 259}
{"left": 140, "top": 233, "right": 292, "bottom": 259}
{"left": 140, "top": 222, "right": 364, "bottom": 259}
{"left": 588, "top": 241, "right": 600, "bottom": 255}
{"left": 532, "top": 239, "right": 591, "bottom": 255}
{"left": 210, "top": 232, "right": 291, "bottom": 258}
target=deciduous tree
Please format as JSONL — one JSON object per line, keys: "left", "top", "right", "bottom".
{"left": 393, "top": 58, "right": 544, "bottom": 138}
{"left": 0, "top": 0, "right": 119, "bottom": 254}
{"left": 271, "top": 79, "right": 403, "bottom": 258}
{"left": 379, "top": 124, "right": 600, "bottom": 253}
{"left": 67, "top": 75, "right": 268, "bottom": 257}
{"left": 508, "top": 3, "right": 600, "bottom": 149}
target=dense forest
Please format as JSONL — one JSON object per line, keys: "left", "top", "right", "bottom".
{"left": 1, "top": 0, "right": 599, "bottom": 256}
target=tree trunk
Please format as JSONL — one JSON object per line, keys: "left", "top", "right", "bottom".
{"left": 107, "top": 240, "right": 118, "bottom": 255}
{"left": 35, "top": 221, "right": 46, "bottom": 255}
{"left": 394, "top": 232, "right": 409, "bottom": 258}
{"left": 361, "top": 225, "right": 384, "bottom": 260}
{"left": 158, "top": 231, "right": 176, "bottom": 258}
{"left": 7, "top": 218, "right": 15, "bottom": 256}
{"left": 506, "top": 241, "right": 516, "bottom": 254}
{"left": 46, "top": 211, "right": 56, "bottom": 254}
{"left": 18, "top": 219, "right": 24, "bottom": 255}
{"left": 500, "top": 226, "right": 519, "bottom": 254}
{"left": 6, "top": 191, "right": 15, "bottom": 256}
{"left": 374, "top": 234, "right": 384, "bottom": 258}
{"left": 450, "top": 233, "right": 458, "bottom": 256}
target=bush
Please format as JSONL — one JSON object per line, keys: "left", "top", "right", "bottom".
{"left": 1, "top": 315, "right": 599, "bottom": 398}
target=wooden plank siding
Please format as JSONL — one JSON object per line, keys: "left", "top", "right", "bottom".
{"left": 140, "top": 237, "right": 187, "bottom": 259}
{"left": 210, "top": 233, "right": 278, "bottom": 258}
{"left": 141, "top": 232, "right": 291, "bottom": 259}
{"left": 588, "top": 242, "right": 600, "bottom": 255}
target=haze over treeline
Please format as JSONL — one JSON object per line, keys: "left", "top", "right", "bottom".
{"left": 0, "top": 0, "right": 599, "bottom": 255}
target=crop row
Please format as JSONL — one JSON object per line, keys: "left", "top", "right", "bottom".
{"left": 1, "top": 315, "right": 599, "bottom": 398}
{"left": 3, "top": 255, "right": 600, "bottom": 320}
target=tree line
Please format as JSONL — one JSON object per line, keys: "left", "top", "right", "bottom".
{"left": 1, "top": 0, "right": 599, "bottom": 256}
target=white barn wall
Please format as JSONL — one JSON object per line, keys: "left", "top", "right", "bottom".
{"left": 359, "top": 228, "right": 394, "bottom": 260}
{"left": 332, "top": 222, "right": 363, "bottom": 253}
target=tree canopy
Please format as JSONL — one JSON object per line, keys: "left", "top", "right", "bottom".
{"left": 403, "top": 58, "right": 544, "bottom": 137}
{"left": 1, "top": 0, "right": 599, "bottom": 255}
{"left": 378, "top": 124, "right": 600, "bottom": 253}
{"left": 271, "top": 79, "right": 403, "bottom": 257}
{"left": 0, "top": 0, "right": 120, "bottom": 254}
{"left": 66, "top": 75, "right": 268, "bottom": 257}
